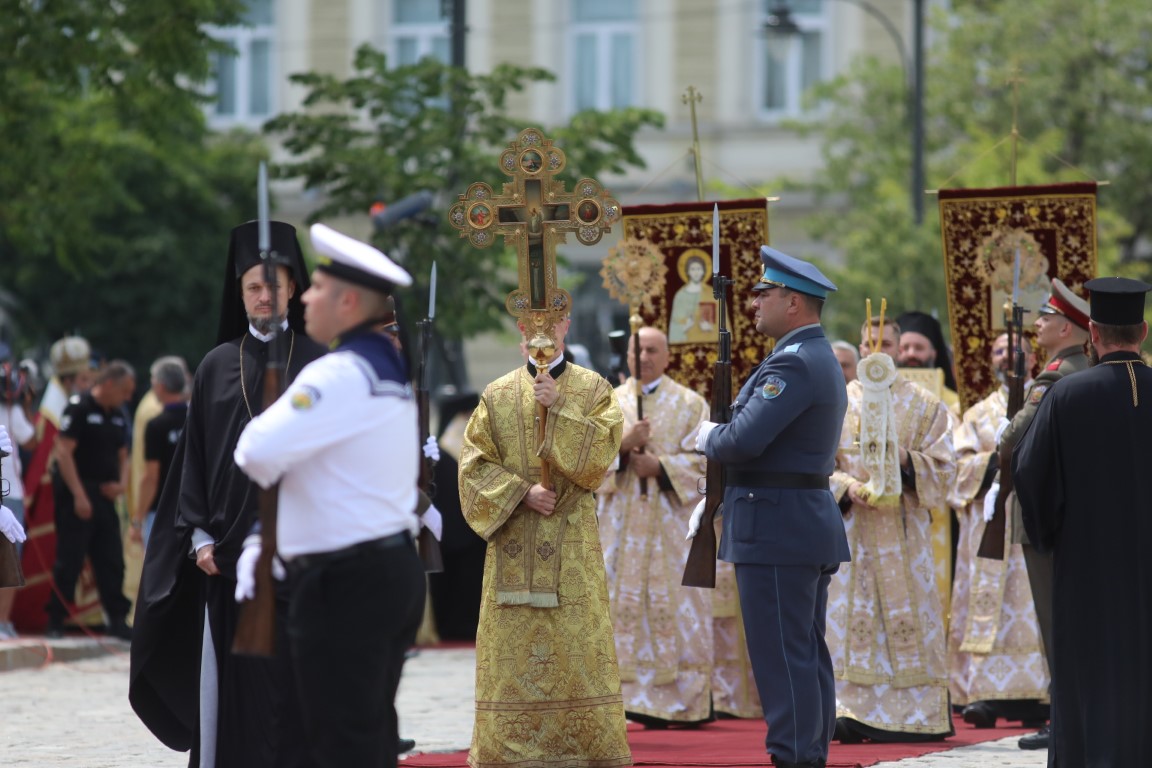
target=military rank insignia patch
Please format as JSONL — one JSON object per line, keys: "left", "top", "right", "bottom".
{"left": 291, "top": 385, "right": 321, "bottom": 411}
{"left": 1029, "top": 385, "right": 1048, "bottom": 404}
{"left": 761, "top": 376, "right": 787, "bottom": 399}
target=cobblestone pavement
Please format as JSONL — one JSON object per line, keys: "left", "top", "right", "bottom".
{"left": 0, "top": 640, "right": 1047, "bottom": 767}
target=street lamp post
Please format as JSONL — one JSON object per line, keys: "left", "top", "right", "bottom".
{"left": 766, "top": 0, "right": 925, "bottom": 225}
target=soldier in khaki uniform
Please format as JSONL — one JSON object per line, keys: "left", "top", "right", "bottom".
{"left": 996, "top": 276, "right": 1090, "bottom": 751}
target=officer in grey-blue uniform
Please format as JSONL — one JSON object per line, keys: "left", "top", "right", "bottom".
{"left": 696, "top": 246, "right": 850, "bottom": 768}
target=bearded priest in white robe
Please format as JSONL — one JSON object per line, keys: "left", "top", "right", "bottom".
{"left": 827, "top": 315, "right": 956, "bottom": 742}
{"left": 597, "top": 327, "right": 714, "bottom": 727}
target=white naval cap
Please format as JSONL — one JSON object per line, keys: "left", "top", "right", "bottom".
{"left": 310, "top": 223, "right": 412, "bottom": 293}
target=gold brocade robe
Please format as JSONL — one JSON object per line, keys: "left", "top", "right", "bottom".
{"left": 596, "top": 377, "right": 713, "bottom": 723}
{"left": 460, "top": 363, "right": 631, "bottom": 768}
{"left": 829, "top": 377, "right": 955, "bottom": 735}
{"left": 946, "top": 388, "right": 1049, "bottom": 705}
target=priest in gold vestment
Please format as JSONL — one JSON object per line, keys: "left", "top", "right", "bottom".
{"left": 946, "top": 334, "right": 1049, "bottom": 726}
{"left": 460, "top": 315, "right": 632, "bottom": 768}
{"left": 596, "top": 327, "right": 713, "bottom": 727}
{"left": 828, "top": 317, "right": 955, "bottom": 742}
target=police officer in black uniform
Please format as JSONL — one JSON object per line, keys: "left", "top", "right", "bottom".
{"left": 48, "top": 360, "right": 136, "bottom": 639}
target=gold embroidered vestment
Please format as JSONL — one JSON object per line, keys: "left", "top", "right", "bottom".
{"left": 460, "top": 363, "right": 631, "bottom": 768}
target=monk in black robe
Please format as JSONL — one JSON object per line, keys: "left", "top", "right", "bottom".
{"left": 1014, "top": 276, "right": 1152, "bottom": 768}
{"left": 130, "top": 221, "right": 325, "bottom": 767}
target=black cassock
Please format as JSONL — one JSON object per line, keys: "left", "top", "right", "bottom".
{"left": 130, "top": 330, "right": 325, "bottom": 767}
{"left": 1013, "top": 350, "right": 1152, "bottom": 768}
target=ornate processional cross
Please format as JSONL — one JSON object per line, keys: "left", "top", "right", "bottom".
{"left": 449, "top": 127, "right": 621, "bottom": 367}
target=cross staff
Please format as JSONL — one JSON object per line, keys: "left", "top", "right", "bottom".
{"left": 450, "top": 128, "right": 621, "bottom": 488}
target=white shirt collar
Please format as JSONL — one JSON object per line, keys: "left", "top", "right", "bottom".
{"left": 641, "top": 376, "right": 664, "bottom": 395}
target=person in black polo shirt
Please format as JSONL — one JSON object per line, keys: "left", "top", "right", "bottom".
{"left": 48, "top": 359, "right": 136, "bottom": 640}
{"left": 130, "top": 357, "right": 189, "bottom": 547}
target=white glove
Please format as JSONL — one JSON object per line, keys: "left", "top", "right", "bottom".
{"left": 686, "top": 498, "right": 707, "bottom": 540}
{"left": 982, "top": 481, "right": 1000, "bottom": 523}
{"left": 0, "top": 424, "right": 12, "bottom": 457}
{"left": 234, "top": 536, "right": 285, "bottom": 602}
{"left": 694, "top": 421, "right": 719, "bottom": 453}
{"left": 421, "top": 504, "right": 443, "bottom": 542}
{"left": 994, "top": 417, "right": 1011, "bottom": 445}
{"left": 422, "top": 436, "right": 440, "bottom": 462}
{"left": 0, "top": 505, "right": 26, "bottom": 544}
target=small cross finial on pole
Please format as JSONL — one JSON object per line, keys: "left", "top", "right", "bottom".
{"left": 682, "top": 86, "right": 705, "bottom": 202}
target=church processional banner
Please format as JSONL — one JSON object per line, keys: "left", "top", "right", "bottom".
{"left": 621, "top": 199, "right": 770, "bottom": 404}
{"left": 938, "top": 183, "right": 1098, "bottom": 411}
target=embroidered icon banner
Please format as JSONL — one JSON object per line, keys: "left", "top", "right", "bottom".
{"left": 938, "top": 183, "right": 1098, "bottom": 411}
{"left": 621, "top": 199, "right": 770, "bottom": 403}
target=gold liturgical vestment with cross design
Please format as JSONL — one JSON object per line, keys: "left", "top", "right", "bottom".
{"left": 946, "top": 387, "right": 1049, "bottom": 706}
{"left": 828, "top": 377, "right": 955, "bottom": 735}
{"left": 596, "top": 376, "right": 713, "bottom": 724}
{"left": 460, "top": 363, "right": 631, "bottom": 768}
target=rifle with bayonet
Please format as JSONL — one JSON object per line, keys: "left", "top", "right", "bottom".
{"left": 682, "top": 204, "right": 729, "bottom": 589}
{"left": 233, "top": 162, "right": 283, "bottom": 657}
{"left": 415, "top": 263, "right": 444, "bottom": 573}
{"left": 977, "top": 253, "right": 1028, "bottom": 561}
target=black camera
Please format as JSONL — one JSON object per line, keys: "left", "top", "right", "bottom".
{"left": 0, "top": 360, "right": 32, "bottom": 405}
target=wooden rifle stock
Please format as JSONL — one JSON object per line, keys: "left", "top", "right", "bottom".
{"left": 976, "top": 306, "right": 1026, "bottom": 561}
{"left": 416, "top": 373, "right": 444, "bottom": 573}
{"left": 0, "top": 459, "right": 26, "bottom": 588}
{"left": 232, "top": 361, "right": 282, "bottom": 656}
{"left": 682, "top": 276, "right": 731, "bottom": 589}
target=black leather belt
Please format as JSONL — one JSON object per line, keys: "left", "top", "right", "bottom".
{"left": 726, "top": 470, "right": 830, "bottom": 490}
{"left": 285, "top": 531, "right": 412, "bottom": 575}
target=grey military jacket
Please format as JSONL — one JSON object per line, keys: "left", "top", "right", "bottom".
{"left": 704, "top": 325, "right": 851, "bottom": 566}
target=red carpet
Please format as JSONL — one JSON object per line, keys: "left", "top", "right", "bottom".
{"left": 402, "top": 713, "right": 1035, "bottom": 768}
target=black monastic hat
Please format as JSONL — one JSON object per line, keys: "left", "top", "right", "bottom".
{"left": 216, "top": 220, "right": 311, "bottom": 346}
{"left": 1085, "top": 277, "right": 1152, "bottom": 326}
{"left": 895, "top": 310, "right": 957, "bottom": 391}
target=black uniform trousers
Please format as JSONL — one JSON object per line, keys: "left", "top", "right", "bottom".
{"left": 47, "top": 477, "right": 131, "bottom": 623}
{"left": 736, "top": 562, "right": 839, "bottom": 765}
{"left": 286, "top": 535, "right": 425, "bottom": 768}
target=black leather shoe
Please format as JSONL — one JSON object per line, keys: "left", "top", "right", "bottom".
{"left": 398, "top": 738, "right": 416, "bottom": 754}
{"left": 962, "top": 701, "right": 997, "bottom": 728}
{"left": 771, "top": 759, "right": 824, "bottom": 768}
{"left": 1018, "top": 725, "right": 1050, "bottom": 750}
{"left": 45, "top": 620, "right": 65, "bottom": 639}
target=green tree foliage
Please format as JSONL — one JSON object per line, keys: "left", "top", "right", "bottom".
{"left": 265, "top": 46, "right": 664, "bottom": 341}
{"left": 0, "top": 0, "right": 268, "bottom": 369}
{"left": 778, "top": 0, "right": 1152, "bottom": 342}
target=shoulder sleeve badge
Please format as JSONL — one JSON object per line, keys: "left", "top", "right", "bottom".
{"left": 1028, "top": 384, "right": 1049, "bottom": 404}
{"left": 290, "top": 385, "right": 322, "bottom": 411}
{"left": 761, "top": 375, "right": 787, "bottom": 399}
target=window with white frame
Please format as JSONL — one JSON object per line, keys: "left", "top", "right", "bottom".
{"left": 757, "top": 0, "right": 829, "bottom": 119}
{"left": 391, "top": 0, "right": 450, "bottom": 66}
{"left": 569, "top": 0, "right": 639, "bottom": 113}
{"left": 206, "top": 0, "right": 275, "bottom": 128}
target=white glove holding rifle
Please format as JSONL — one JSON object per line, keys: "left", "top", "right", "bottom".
{"left": 235, "top": 534, "right": 285, "bottom": 602}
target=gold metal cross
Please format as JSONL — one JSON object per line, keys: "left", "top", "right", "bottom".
{"left": 449, "top": 128, "right": 621, "bottom": 352}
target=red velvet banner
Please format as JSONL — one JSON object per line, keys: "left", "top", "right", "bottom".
{"left": 938, "top": 182, "right": 1098, "bottom": 411}
{"left": 621, "top": 199, "right": 771, "bottom": 403}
